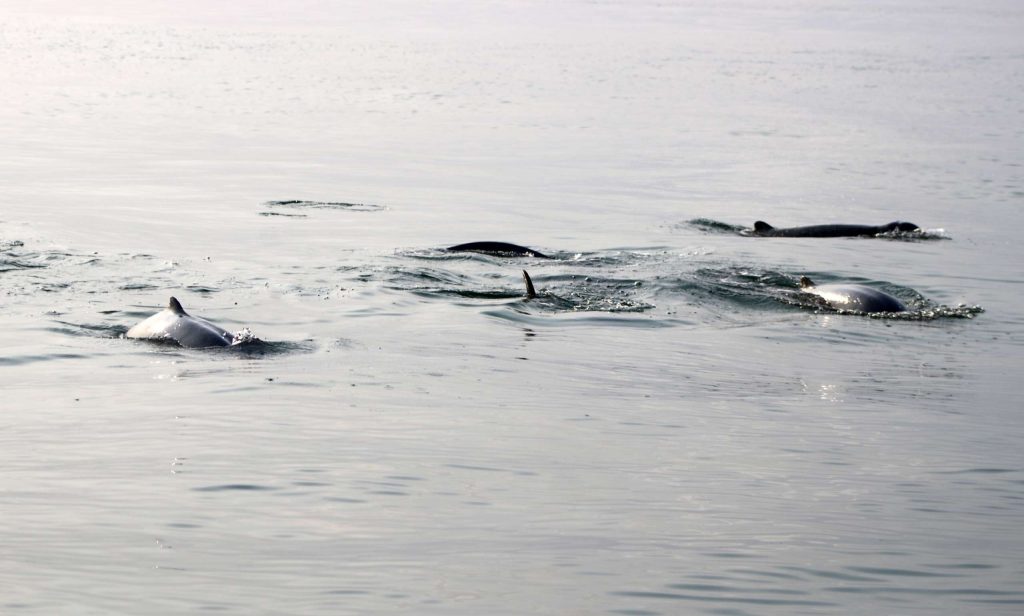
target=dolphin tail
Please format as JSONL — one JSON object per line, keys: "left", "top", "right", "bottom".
{"left": 522, "top": 270, "right": 537, "bottom": 299}
{"left": 754, "top": 221, "right": 774, "bottom": 233}
{"left": 799, "top": 276, "right": 815, "bottom": 288}
{"left": 168, "top": 297, "right": 188, "bottom": 315}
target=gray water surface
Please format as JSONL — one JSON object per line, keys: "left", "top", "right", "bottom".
{"left": 2, "top": 1, "right": 1023, "bottom": 614}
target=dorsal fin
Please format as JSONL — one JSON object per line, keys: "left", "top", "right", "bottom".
{"left": 168, "top": 296, "right": 187, "bottom": 315}
{"left": 522, "top": 270, "right": 537, "bottom": 299}
{"left": 799, "top": 276, "right": 814, "bottom": 288}
{"left": 754, "top": 221, "right": 773, "bottom": 232}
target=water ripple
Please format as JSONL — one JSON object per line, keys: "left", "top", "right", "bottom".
{"left": 192, "top": 484, "right": 278, "bottom": 492}
{"left": 611, "top": 590, "right": 835, "bottom": 607}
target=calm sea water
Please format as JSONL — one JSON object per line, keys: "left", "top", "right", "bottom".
{"left": 2, "top": 1, "right": 1023, "bottom": 614}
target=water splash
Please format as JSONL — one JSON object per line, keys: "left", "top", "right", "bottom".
{"left": 231, "top": 328, "right": 261, "bottom": 345}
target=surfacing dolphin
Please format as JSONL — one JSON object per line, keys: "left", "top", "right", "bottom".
{"left": 447, "top": 241, "right": 551, "bottom": 258}
{"left": 522, "top": 270, "right": 537, "bottom": 299}
{"left": 752, "top": 221, "right": 920, "bottom": 237}
{"left": 799, "top": 276, "right": 907, "bottom": 313}
{"left": 127, "top": 297, "right": 239, "bottom": 348}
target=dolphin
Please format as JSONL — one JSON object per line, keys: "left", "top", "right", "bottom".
{"left": 799, "top": 276, "right": 907, "bottom": 313}
{"left": 522, "top": 270, "right": 537, "bottom": 299}
{"left": 447, "top": 241, "right": 551, "bottom": 258}
{"left": 752, "top": 221, "right": 920, "bottom": 237}
{"left": 126, "top": 297, "right": 236, "bottom": 348}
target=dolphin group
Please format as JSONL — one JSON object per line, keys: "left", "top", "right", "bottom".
{"left": 127, "top": 297, "right": 238, "bottom": 348}
{"left": 752, "top": 221, "right": 920, "bottom": 237}
{"left": 121, "top": 221, "right": 938, "bottom": 351}
{"left": 799, "top": 276, "right": 907, "bottom": 313}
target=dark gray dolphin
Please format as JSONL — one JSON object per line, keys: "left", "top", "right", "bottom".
{"left": 753, "top": 221, "right": 920, "bottom": 237}
{"left": 447, "top": 241, "right": 551, "bottom": 258}
{"left": 799, "top": 276, "right": 907, "bottom": 313}
{"left": 127, "top": 297, "right": 235, "bottom": 348}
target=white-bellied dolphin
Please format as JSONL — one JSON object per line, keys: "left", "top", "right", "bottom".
{"left": 799, "top": 277, "right": 907, "bottom": 313}
{"left": 753, "top": 221, "right": 919, "bottom": 237}
{"left": 127, "top": 297, "right": 236, "bottom": 348}
{"left": 447, "top": 241, "right": 551, "bottom": 258}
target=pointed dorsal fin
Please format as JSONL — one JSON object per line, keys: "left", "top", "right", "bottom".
{"left": 168, "top": 296, "right": 187, "bottom": 315}
{"left": 522, "top": 270, "right": 537, "bottom": 299}
{"left": 754, "top": 221, "right": 773, "bottom": 232}
{"left": 799, "top": 276, "right": 815, "bottom": 288}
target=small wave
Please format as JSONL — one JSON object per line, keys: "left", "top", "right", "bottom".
{"left": 185, "top": 285, "right": 218, "bottom": 294}
{"left": 50, "top": 321, "right": 128, "bottom": 339}
{"left": 125, "top": 336, "right": 314, "bottom": 356}
{"left": 512, "top": 274, "right": 655, "bottom": 314}
{"left": 876, "top": 228, "right": 950, "bottom": 241}
{"left": 486, "top": 308, "right": 671, "bottom": 328}
{"left": 263, "top": 199, "right": 386, "bottom": 213}
{"left": 412, "top": 289, "right": 525, "bottom": 301}
{"left": 538, "top": 290, "right": 654, "bottom": 314}
{"left": 2, "top": 239, "right": 52, "bottom": 271}
{"left": 258, "top": 211, "right": 308, "bottom": 218}
{"left": 192, "top": 484, "right": 278, "bottom": 492}
{"left": 0, "top": 353, "right": 90, "bottom": 367}
{"left": 864, "top": 304, "right": 985, "bottom": 320}
{"left": 677, "top": 267, "right": 799, "bottom": 311}
{"left": 0, "top": 258, "right": 47, "bottom": 272}
{"left": 382, "top": 266, "right": 476, "bottom": 290}
{"left": 220, "top": 339, "right": 317, "bottom": 357}
{"left": 684, "top": 218, "right": 748, "bottom": 235}
{"left": 387, "top": 268, "right": 526, "bottom": 302}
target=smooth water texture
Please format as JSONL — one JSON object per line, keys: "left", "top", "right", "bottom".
{"left": 2, "top": 1, "right": 1023, "bottom": 614}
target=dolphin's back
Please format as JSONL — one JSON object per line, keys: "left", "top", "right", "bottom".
{"left": 813, "top": 284, "right": 907, "bottom": 312}
{"left": 800, "top": 278, "right": 907, "bottom": 313}
{"left": 447, "top": 241, "right": 550, "bottom": 258}
{"left": 164, "top": 316, "right": 233, "bottom": 347}
{"left": 753, "top": 221, "right": 919, "bottom": 237}
{"left": 127, "top": 297, "right": 233, "bottom": 347}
